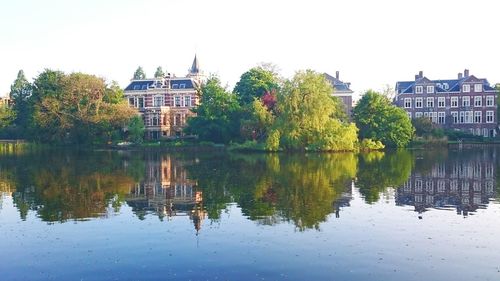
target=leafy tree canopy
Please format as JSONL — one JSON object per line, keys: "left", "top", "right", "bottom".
{"left": 133, "top": 66, "right": 146, "bottom": 80}
{"left": 154, "top": 66, "right": 165, "bottom": 78}
{"left": 233, "top": 66, "right": 280, "bottom": 105}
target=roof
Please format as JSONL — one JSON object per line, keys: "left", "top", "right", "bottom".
{"left": 124, "top": 78, "right": 197, "bottom": 91}
{"left": 395, "top": 74, "right": 495, "bottom": 95}
{"left": 324, "top": 73, "right": 353, "bottom": 93}
{"left": 190, "top": 54, "right": 200, "bottom": 74}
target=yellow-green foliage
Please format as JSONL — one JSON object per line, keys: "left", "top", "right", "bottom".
{"left": 359, "top": 138, "right": 385, "bottom": 151}
{"left": 265, "top": 129, "right": 281, "bottom": 151}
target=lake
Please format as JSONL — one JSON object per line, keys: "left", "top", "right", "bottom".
{"left": 0, "top": 147, "right": 499, "bottom": 281}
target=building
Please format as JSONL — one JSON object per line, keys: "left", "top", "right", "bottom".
{"left": 0, "top": 96, "right": 11, "bottom": 107}
{"left": 395, "top": 70, "right": 498, "bottom": 137}
{"left": 124, "top": 55, "right": 205, "bottom": 140}
{"left": 324, "top": 71, "right": 354, "bottom": 117}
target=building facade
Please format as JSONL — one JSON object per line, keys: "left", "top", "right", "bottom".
{"left": 324, "top": 72, "right": 354, "bottom": 117}
{"left": 124, "top": 55, "right": 205, "bottom": 140}
{"left": 395, "top": 70, "right": 498, "bottom": 137}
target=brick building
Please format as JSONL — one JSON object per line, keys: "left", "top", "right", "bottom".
{"left": 395, "top": 70, "right": 498, "bottom": 137}
{"left": 324, "top": 71, "right": 354, "bottom": 117}
{"left": 124, "top": 55, "right": 205, "bottom": 139}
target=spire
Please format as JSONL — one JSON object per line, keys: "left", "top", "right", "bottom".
{"left": 190, "top": 54, "right": 200, "bottom": 74}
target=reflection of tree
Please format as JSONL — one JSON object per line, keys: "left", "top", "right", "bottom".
{"left": 186, "top": 153, "right": 358, "bottom": 231}
{"left": 356, "top": 150, "right": 413, "bottom": 203}
{"left": 0, "top": 150, "right": 138, "bottom": 222}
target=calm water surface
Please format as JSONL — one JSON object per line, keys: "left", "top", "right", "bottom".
{"left": 0, "top": 147, "right": 499, "bottom": 281}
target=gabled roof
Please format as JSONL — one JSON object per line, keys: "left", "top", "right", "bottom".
{"left": 190, "top": 54, "right": 200, "bottom": 74}
{"left": 396, "top": 72, "right": 495, "bottom": 95}
{"left": 125, "top": 80, "right": 155, "bottom": 91}
{"left": 324, "top": 73, "right": 353, "bottom": 93}
{"left": 124, "top": 78, "right": 197, "bottom": 91}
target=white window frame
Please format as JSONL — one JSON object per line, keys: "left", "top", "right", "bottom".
{"left": 404, "top": 98, "right": 412, "bottom": 108}
{"left": 462, "top": 96, "right": 470, "bottom": 107}
{"left": 174, "top": 96, "right": 182, "bottom": 107}
{"left": 415, "top": 86, "right": 423, "bottom": 94}
{"left": 459, "top": 111, "right": 465, "bottom": 123}
{"left": 426, "top": 97, "right": 434, "bottom": 108}
{"left": 474, "top": 111, "right": 482, "bottom": 123}
{"left": 474, "top": 84, "right": 483, "bottom": 92}
{"left": 138, "top": 97, "right": 144, "bottom": 108}
{"left": 464, "top": 111, "right": 473, "bottom": 124}
{"left": 431, "top": 112, "right": 438, "bottom": 123}
{"left": 427, "top": 85, "right": 435, "bottom": 93}
{"left": 486, "top": 96, "right": 494, "bottom": 107}
{"left": 474, "top": 96, "right": 482, "bottom": 107}
{"left": 415, "top": 112, "right": 423, "bottom": 118}
{"left": 451, "top": 97, "right": 458, "bottom": 108}
{"left": 184, "top": 95, "right": 192, "bottom": 107}
{"left": 486, "top": 111, "right": 494, "bottom": 123}
{"left": 437, "top": 97, "right": 445, "bottom": 108}
{"left": 438, "top": 112, "right": 445, "bottom": 124}
{"left": 462, "top": 84, "right": 470, "bottom": 92}
{"left": 153, "top": 95, "right": 164, "bottom": 107}
{"left": 415, "top": 97, "right": 423, "bottom": 108}
{"left": 451, "top": 111, "right": 458, "bottom": 124}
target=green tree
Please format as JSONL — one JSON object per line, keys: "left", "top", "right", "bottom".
{"left": 9, "top": 70, "right": 32, "bottom": 134}
{"left": 233, "top": 66, "right": 280, "bottom": 105}
{"left": 0, "top": 104, "right": 15, "bottom": 130}
{"left": 154, "top": 66, "right": 165, "bottom": 78}
{"left": 31, "top": 71, "right": 136, "bottom": 144}
{"left": 127, "top": 115, "right": 145, "bottom": 143}
{"left": 353, "top": 90, "right": 414, "bottom": 147}
{"left": 185, "top": 76, "right": 242, "bottom": 143}
{"left": 133, "top": 66, "right": 146, "bottom": 80}
{"left": 272, "top": 70, "right": 358, "bottom": 151}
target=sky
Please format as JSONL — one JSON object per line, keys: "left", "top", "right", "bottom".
{"left": 1, "top": 0, "right": 499, "bottom": 98}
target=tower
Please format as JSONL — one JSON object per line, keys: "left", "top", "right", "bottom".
{"left": 187, "top": 54, "right": 206, "bottom": 84}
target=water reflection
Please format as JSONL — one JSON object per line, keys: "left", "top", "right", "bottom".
{"left": 0, "top": 147, "right": 499, "bottom": 230}
{"left": 396, "top": 148, "right": 497, "bottom": 216}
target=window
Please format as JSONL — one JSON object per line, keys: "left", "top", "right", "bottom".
{"left": 138, "top": 97, "right": 144, "bottom": 108}
{"left": 438, "top": 112, "right": 445, "bottom": 124}
{"left": 462, "top": 84, "right": 470, "bottom": 92}
{"left": 426, "top": 97, "right": 434, "bottom": 108}
{"left": 407, "top": 112, "right": 412, "bottom": 119}
{"left": 141, "top": 85, "right": 147, "bottom": 90}
{"left": 128, "top": 97, "right": 135, "bottom": 106}
{"left": 427, "top": 86, "right": 435, "bottom": 93}
{"left": 486, "top": 111, "right": 494, "bottom": 123}
{"left": 430, "top": 112, "right": 438, "bottom": 123}
{"left": 184, "top": 96, "right": 192, "bottom": 107}
{"left": 415, "top": 86, "right": 423, "bottom": 94}
{"left": 151, "top": 114, "right": 159, "bottom": 126}
{"left": 474, "top": 111, "right": 482, "bottom": 123}
{"left": 174, "top": 96, "right": 181, "bottom": 107}
{"left": 474, "top": 96, "right": 482, "bottom": 107}
{"left": 404, "top": 98, "right": 412, "bottom": 108}
{"left": 474, "top": 84, "right": 483, "bottom": 92}
{"left": 451, "top": 111, "right": 458, "bottom": 123}
{"left": 451, "top": 97, "right": 458, "bottom": 107}
{"left": 174, "top": 114, "right": 182, "bottom": 126}
{"left": 172, "top": 84, "right": 179, "bottom": 89}
{"left": 462, "top": 96, "right": 470, "bottom": 107}
{"left": 484, "top": 128, "right": 489, "bottom": 137}
{"left": 153, "top": 96, "right": 164, "bottom": 107}
{"left": 133, "top": 85, "right": 140, "bottom": 90}
{"left": 486, "top": 96, "right": 494, "bottom": 106}
{"left": 438, "top": 97, "right": 445, "bottom": 108}
{"left": 180, "top": 83, "right": 186, "bottom": 89}
{"left": 459, "top": 111, "right": 465, "bottom": 123}
{"left": 415, "top": 112, "right": 423, "bottom": 118}
{"left": 415, "top": 97, "right": 423, "bottom": 108}
{"left": 464, "top": 111, "right": 473, "bottom": 123}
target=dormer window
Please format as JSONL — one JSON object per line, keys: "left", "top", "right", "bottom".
{"left": 141, "top": 85, "right": 147, "bottom": 90}
{"left": 172, "top": 84, "right": 179, "bottom": 89}
{"left": 474, "top": 84, "right": 482, "bottom": 92}
{"left": 427, "top": 86, "right": 434, "bottom": 93}
{"left": 443, "top": 83, "right": 449, "bottom": 90}
{"left": 180, "top": 83, "right": 186, "bottom": 89}
{"left": 462, "top": 84, "right": 470, "bottom": 92}
{"left": 415, "top": 86, "right": 423, "bottom": 94}
{"left": 133, "top": 85, "right": 140, "bottom": 90}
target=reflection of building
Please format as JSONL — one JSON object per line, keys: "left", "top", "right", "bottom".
{"left": 125, "top": 154, "right": 206, "bottom": 233}
{"left": 396, "top": 152, "right": 496, "bottom": 216}
{"left": 123, "top": 55, "right": 205, "bottom": 140}
{"left": 332, "top": 181, "right": 354, "bottom": 218}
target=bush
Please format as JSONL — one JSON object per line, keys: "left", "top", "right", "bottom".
{"left": 359, "top": 138, "right": 385, "bottom": 151}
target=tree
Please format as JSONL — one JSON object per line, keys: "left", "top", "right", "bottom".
{"left": 133, "top": 66, "right": 146, "bottom": 80}
{"left": 233, "top": 66, "right": 280, "bottom": 105}
{"left": 0, "top": 104, "right": 15, "bottom": 130}
{"left": 154, "top": 66, "right": 165, "bottom": 78}
{"left": 127, "top": 115, "right": 145, "bottom": 144}
{"left": 9, "top": 70, "right": 32, "bottom": 133}
{"left": 185, "top": 76, "right": 242, "bottom": 143}
{"left": 31, "top": 71, "right": 136, "bottom": 144}
{"left": 271, "top": 70, "right": 358, "bottom": 151}
{"left": 353, "top": 90, "right": 414, "bottom": 147}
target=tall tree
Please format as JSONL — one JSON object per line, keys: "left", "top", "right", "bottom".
{"left": 9, "top": 70, "right": 32, "bottom": 132}
{"left": 133, "top": 66, "right": 146, "bottom": 80}
{"left": 154, "top": 66, "right": 165, "bottom": 78}
{"left": 353, "top": 90, "right": 414, "bottom": 147}
{"left": 184, "top": 76, "right": 242, "bottom": 143}
{"left": 270, "top": 70, "right": 358, "bottom": 151}
{"left": 233, "top": 66, "right": 280, "bottom": 105}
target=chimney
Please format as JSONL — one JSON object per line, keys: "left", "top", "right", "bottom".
{"left": 464, "top": 69, "right": 469, "bottom": 78}
{"left": 415, "top": 74, "right": 419, "bottom": 80}
{"left": 419, "top": 71, "right": 423, "bottom": 78}
{"left": 458, "top": 72, "right": 463, "bottom": 79}
{"left": 336, "top": 71, "right": 339, "bottom": 80}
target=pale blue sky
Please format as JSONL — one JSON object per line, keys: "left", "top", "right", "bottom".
{"left": 1, "top": 0, "right": 499, "bottom": 97}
